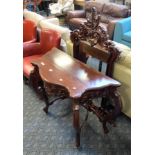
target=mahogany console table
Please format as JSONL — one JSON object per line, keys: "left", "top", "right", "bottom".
{"left": 30, "top": 47, "right": 122, "bottom": 147}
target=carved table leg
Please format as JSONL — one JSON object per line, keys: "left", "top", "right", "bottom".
{"left": 102, "top": 121, "right": 109, "bottom": 134}
{"left": 43, "top": 96, "right": 67, "bottom": 114}
{"left": 101, "top": 97, "right": 109, "bottom": 109}
{"left": 42, "top": 87, "right": 49, "bottom": 114}
{"left": 109, "top": 89, "right": 122, "bottom": 118}
{"left": 101, "top": 88, "right": 122, "bottom": 132}
{"left": 72, "top": 99, "right": 80, "bottom": 147}
{"left": 101, "top": 96, "right": 113, "bottom": 132}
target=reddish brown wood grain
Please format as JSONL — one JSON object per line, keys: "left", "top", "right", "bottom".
{"left": 32, "top": 48, "right": 120, "bottom": 98}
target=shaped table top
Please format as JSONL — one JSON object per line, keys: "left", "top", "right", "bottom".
{"left": 32, "top": 47, "right": 120, "bottom": 98}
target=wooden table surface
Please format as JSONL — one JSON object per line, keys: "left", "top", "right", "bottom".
{"left": 32, "top": 47, "right": 120, "bottom": 98}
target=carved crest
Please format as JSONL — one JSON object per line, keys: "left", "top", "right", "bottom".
{"left": 70, "top": 7, "right": 122, "bottom": 77}
{"left": 70, "top": 7, "right": 120, "bottom": 53}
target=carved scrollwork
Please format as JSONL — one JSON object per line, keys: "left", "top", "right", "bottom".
{"left": 29, "top": 64, "right": 44, "bottom": 96}
{"left": 70, "top": 7, "right": 121, "bottom": 77}
{"left": 29, "top": 64, "right": 70, "bottom": 114}
{"left": 78, "top": 86, "right": 121, "bottom": 134}
{"left": 44, "top": 82, "right": 70, "bottom": 98}
{"left": 71, "top": 7, "right": 113, "bottom": 48}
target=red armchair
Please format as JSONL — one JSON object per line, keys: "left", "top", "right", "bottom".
{"left": 23, "top": 29, "right": 61, "bottom": 79}
{"left": 23, "top": 19, "right": 37, "bottom": 44}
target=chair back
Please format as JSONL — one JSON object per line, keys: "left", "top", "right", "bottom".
{"left": 40, "top": 29, "right": 61, "bottom": 54}
{"left": 23, "top": 19, "right": 37, "bottom": 43}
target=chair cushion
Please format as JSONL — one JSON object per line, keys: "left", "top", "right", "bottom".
{"left": 23, "top": 55, "right": 42, "bottom": 78}
{"left": 122, "top": 31, "right": 131, "bottom": 42}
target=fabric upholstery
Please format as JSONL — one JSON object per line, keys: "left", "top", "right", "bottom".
{"left": 114, "top": 42, "right": 131, "bottom": 68}
{"left": 66, "top": 10, "right": 85, "bottom": 22}
{"left": 102, "top": 3, "right": 129, "bottom": 18}
{"left": 122, "top": 31, "right": 131, "bottom": 42}
{"left": 67, "top": 1, "right": 130, "bottom": 39}
{"left": 23, "top": 9, "right": 60, "bottom": 27}
{"left": 85, "top": 1, "right": 104, "bottom": 13}
{"left": 23, "top": 9, "right": 44, "bottom": 26}
{"left": 107, "top": 18, "right": 123, "bottom": 39}
{"left": 113, "top": 43, "right": 131, "bottom": 117}
{"left": 100, "top": 14, "right": 114, "bottom": 24}
{"left": 42, "top": 18, "right": 59, "bottom": 26}
{"left": 113, "top": 64, "right": 131, "bottom": 117}
{"left": 113, "top": 17, "right": 131, "bottom": 47}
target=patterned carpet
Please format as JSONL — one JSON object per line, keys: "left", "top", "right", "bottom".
{"left": 23, "top": 84, "right": 131, "bottom": 155}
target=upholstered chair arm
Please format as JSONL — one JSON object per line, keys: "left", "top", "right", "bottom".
{"left": 23, "top": 43, "right": 41, "bottom": 57}
{"left": 24, "top": 38, "right": 37, "bottom": 44}
{"left": 107, "top": 18, "right": 123, "bottom": 40}
{"left": 66, "top": 10, "right": 85, "bottom": 22}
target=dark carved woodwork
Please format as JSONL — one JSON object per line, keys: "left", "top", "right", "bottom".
{"left": 29, "top": 64, "right": 44, "bottom": 98}
{"left": 70, "top": 7, "right": 122, "bottom": 130}
{"left": 30, "top": 48, "right": 122, "bottom": 147}
{"left": 70, "top": 7, "right": 109, "bottom": 47}
{"left": 70, "top": 7, "right": 121, "bottom": 77}
{"left": 79, "top": 86, "right": 122, "bottom": 134}
{"left": 43, "top": 82, "right": 70, "bottom": 113}
{"left": 73, "top": 99, "right": 80, "bottom": 147}
{"left": 30, "top": 65, "right": 69, "bottom": 114}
